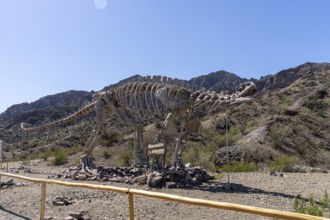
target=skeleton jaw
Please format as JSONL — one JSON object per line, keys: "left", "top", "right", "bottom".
{"left": 236, "top": 82, "right": 257, "bottom": 98}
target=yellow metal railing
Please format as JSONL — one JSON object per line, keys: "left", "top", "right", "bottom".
{"left": 0, "top": 171, "right": 328, "bottom": 220}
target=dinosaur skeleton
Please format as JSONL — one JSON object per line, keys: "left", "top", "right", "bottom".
{"left": 21, "top": 76, "right": 256, "bottom": 171}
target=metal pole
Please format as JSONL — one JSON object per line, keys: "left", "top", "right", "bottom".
{"left": 225, "top": 113, "right": 230, "bottom": 184}
{"left": 0, "top": 140, "right": 2, "bottom": 171}
{"left": 21, "top": 130, "right": 24, "bottom": 164}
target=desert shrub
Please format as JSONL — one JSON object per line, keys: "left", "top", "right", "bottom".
{"left": 103, "top": 149, "right": 111, "bottom": 159}
{"left": 124, "top": 126, "right": 135, "bottom": 134}
{"left": 22, "top": 160, "right": 29, "bottom": 166}
{"left": 182, "top": 142, "right": 217, "bottom": 172}
{"left": 299, "top": 107, "right": 312, "bottom": 118}
{"left": 324, "top": 98, "right": 330, "bottom": 106}
{"left": 293, "top": 191, "right": 330, "bottom": 217}
{"left": 51, "top": 149, "right": 68, "bottom": 166}
{"left": 204, "top": 127, "right": 240, "bottom": 148}
{"left": 73, "top": 158, "right": 81, "bottom": 167}
{"left": 240, "top": 119, "right": 257, "bottom": 135}
{"left": 279, "top": 97, "right": 294, "bottom": 111}
{"left": 102, "top": 130, "right": 122, "bottom": 146}
{"left": 221, "top": 160, "right": 258, "bottom": 172}
{"left": 67, "top": 145, "right": 84, "bottom": 155}
{"left": 4, "top": 145, "right": 10, "bottom": 152}
{"left": 210, "top": 134, "right": 226, "bottom": 147}
{"left": 39, "top": 151, "right": 51, "bottom": 161}
{"left": 119, "top": 151, "right": 132, "bottom": 167}
{"left": 269, "top": 124, "right": 292, "bottom": 146}
{"left": 267, "top": 155, "right": 298, "bottom": 172}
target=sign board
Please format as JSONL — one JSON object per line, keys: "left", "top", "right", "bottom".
{"left": 147, "top": 143, "right": 165, "bottom": 156}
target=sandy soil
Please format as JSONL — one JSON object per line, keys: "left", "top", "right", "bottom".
{"left": 0, "top": 161, "right": 329, "bottom": 220}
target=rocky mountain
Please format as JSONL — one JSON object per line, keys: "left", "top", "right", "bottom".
{"left": 0, "top": 62, "right": 329, "bottom": 169}
{"left": 188, "top": 70, "right": 249, "bottom": 94}
{"left": 0, "top": 90, "right": 93, "bottom": 130}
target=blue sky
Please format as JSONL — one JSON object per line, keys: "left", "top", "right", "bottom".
{"left": 1, "top": 0, "right": 329, "bottom": 113}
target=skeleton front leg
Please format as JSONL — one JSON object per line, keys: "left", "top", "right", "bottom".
{"left": 134, "top": 125, "right": 148, "bottom": 166}
{"left": 81, "top": 100, "right": 105, "bottom": 172}
{"left": 172, "top": 129, "right": 189, "bottom": 168}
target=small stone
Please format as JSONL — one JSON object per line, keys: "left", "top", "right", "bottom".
{"left": 192, "top": 176, "right": 202, "bottom": 185}
{"left": 54, "top": 201, "right": 65, "bottom": 206}
{"left": 76, "top": 174, "right": 88, "bottom": 181}
{"left": 166, "top": 182, "right": 177, "bottom": 189}
{"left": 147, "top": 173, "right": 155, "bottom": 187}
{"left": 68, "top": 211, "right": 83, "bottom": 219}
{"left": 3, "top": 178, "right": 14, "bottom": 185}
{"left": 269, "top": 171, "right": 277, "bottom": 176}
{"left": 81, "top": 215, "right": 91, "bottom": 220}
{"left": 62, "top": 216, "right": 74, "bottom": 220}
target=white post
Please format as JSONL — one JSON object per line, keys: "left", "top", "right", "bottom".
{"left": 0, "top": 140, "right": 2, "bottom": 170}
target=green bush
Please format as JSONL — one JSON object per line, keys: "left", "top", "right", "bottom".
{"left": 279, "top": 97, "right": 294, "bottom": 111}
{"left": 324, "top": 98, "right": 330, "bottom": 107}
{"left": 240, "top": 119, "right": 257, "bottom": 135}
{"left": 22, "top": 160, "right": 29, "bottom": 166}
{"left": 67, "top": 145, "right": 84, "bottom": 155}
{"left": 267, "top": 156, "right": 298, "bottom": 172}
{"left": 182, "top": 142, "right": 216, "bottom": 171}
{"left": 203, "top": 126, "right": 241, "bottom": 148}
{"left": 269, "top": 124, "right": 292, "bottom": 146}
{"left": 51, "top": 149, "right": 68, "bottom": 166}
{"left": 293, "top": 191, "right": 330, "bottom": 217}
{"left": 221, "top": 160, "right": 258, "bottom": 172}
{"left": 119, "top": 151, "right": 132, "bottom": 167}
{"left": 39, "top": 151, "right": 51, "bottom": 161}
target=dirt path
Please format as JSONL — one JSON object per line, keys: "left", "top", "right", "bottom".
{"left": 1, "top": 161, "right": 329, "bottom": 220}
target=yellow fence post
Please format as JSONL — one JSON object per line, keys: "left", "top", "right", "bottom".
{"left": 40, "top": 182, "right": 47, "bottom": 220}
{"left": 128, "top": 191, "right": 134, "bottom": 220}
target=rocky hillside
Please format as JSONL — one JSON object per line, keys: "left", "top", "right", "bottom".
{"left": 0, "top": 62, "right": 329, "bottom": 169}
{"left": 216, "top": 62, "right": 330, "bottom": 168}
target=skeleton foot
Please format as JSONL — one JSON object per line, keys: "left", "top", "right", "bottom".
{"left": 81, "top": 154, "right": 97, "bottom": 174}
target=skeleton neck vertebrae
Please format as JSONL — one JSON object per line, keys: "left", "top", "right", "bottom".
{"left": 21, "top": 75, "right": 257, "bottom": 172}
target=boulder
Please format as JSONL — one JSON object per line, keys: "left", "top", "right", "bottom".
{"left": 150, "top": 176, "right": 163, "bottom": 187}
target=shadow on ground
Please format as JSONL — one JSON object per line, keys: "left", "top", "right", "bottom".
{"left": 185, "top": 181, "right": 299, "bottom": 200}
{"left": 0, "top": 205, "right": 31, "bottom": 220}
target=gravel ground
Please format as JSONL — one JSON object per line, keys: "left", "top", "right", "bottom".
{"left": 0, "top": 161, "right": 329, "bottom": 220}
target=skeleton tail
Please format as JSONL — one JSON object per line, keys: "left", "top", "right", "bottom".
{"left": 21, "top": 101, "right": 97, "bottom": 133}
